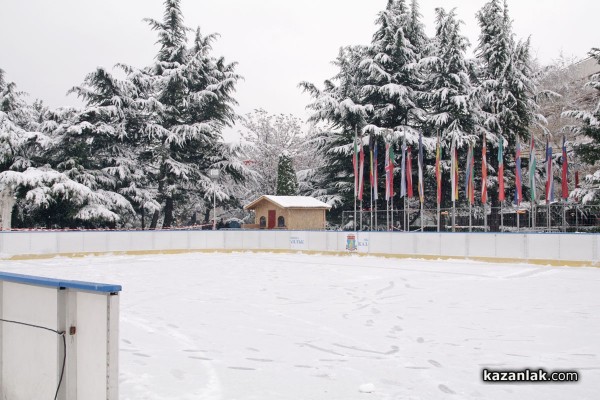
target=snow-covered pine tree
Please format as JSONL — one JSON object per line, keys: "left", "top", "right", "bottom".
{"left": 419, "top": 8, "right": 480, "bottom": 210}
{"left": 359, "top": 0, "right": 430, "bottom": 217}
{"left": 360, "top": 0, "right": 424, "bottom": 134}
{"left": 563, "top": 48, "right": 600, "bottom": 204}
{"left": 300, "top": 45, "right": 370, "bottom": 220}
{"left": 0, "top": 69, "right": 133, "bottom": 228}
{"left": 142, "top": 0, "right": 243, "bottom": 228}
{"left": 46, "top": 67, "right": 155, "bottom": 227}
{"left": 276, "top": 151, "right": 298, "bottom": 196}
{"left": 474, "top": 0, "right": 542, "bottom": 213}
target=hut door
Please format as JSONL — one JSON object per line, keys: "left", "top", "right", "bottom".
{"left": 268, "top": 210, "right": 276, "bottom": 229}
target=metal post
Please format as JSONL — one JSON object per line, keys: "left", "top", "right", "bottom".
{"left": 213, "top": 188, "right": 216, "bottom": 231}
{"left": 547, "top": 202, "right": 551, "bottom": 232}
{"left": 437, "top": 202, "right": 440, "bottom": 232}
{"left": 483, "top": 204, "right": 487, "bottom": 232}
{"left": 404, "top": 196, "right": 407, "bottom": 232}
{"left": 452, "top": 200, "right": 456, "bottom": 232}
{"left": 370, "top": 186, "right": 373, "bottom": 231}
{"left": 469, "top": 203, "right": 472, "bottom": 232}
{"left": 532, "top": 203, "right": 536, "bottom": 231}
{"left": 420, "top": 201, "right": 424, "bottom": 232}
{"left": 407, "top": 200, "right": 411, "bottom": 232}
{"left": 209, "top": 169, "right": 220, "bottom": 230}
{"left": 501, "top": 201, "right": 504, "bottom": 232}
{"left": 517, "top": 207, "right": 520, "bottom": 232}
{"left": 391, "top": 197, "right": 394, "bottom": 231}
{"left": 386, "top": 199, "right": 389, "bottom": 231}
{"left": 562, "top": 201, "right": 566, "bottom": 232}
{"left": 375, "top": 199, "right": 378, "bottom": 231}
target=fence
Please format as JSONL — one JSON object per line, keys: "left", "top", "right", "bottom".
{"left": 1, "top": 229, "right": 598, "bottom": 266}
{"left": 342, "top": 204, "right": 600, "bottom": 233}
{"left": 0, "top": 272, "right": 120, "bottom": 400}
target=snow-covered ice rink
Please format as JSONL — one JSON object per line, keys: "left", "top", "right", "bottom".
{"left": 2, "top": 252, "right": 599, "bottom": 400}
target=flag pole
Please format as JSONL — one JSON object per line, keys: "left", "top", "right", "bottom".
{"left": 407, "top": 199, "right": 411, "bottom": 232}
{"left": 547, "top": 201, "right": 550, "bottom": 231}
{"left": 370, "top": 179, "right": 373, "bottom": 231}
{"left": 437, "top": 200, "right": 440, "bottom": 232}
{"left": 483, "top": 203, "right": 487, "bottom": 232}
{"left": 387, "top": 199, "right": 390, "bottom": 231}
{"left": 469, "top": 203, "right": 472, "bottom": 232}
{"left": 404, "top": 196, "right": 407, "bottom": 231}
{"left": 562, "top": 200, "right": 566, "bottom": 232}
{"left": 391, "top": 197, "right": 394, "bottom": 231}
{"left": 360, "top": 199, "right": 363, "bottom": 231}
{"left": 421, "top": 200, "right": 424, "bottom": 232}
{"left": 452, "top": 199, "right": 456, "bottom": 232}
{"left": 500, "top": 201, "right": 504, "bottom": 232}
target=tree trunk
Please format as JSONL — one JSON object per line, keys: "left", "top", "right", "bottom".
{"left": 163, "top": 197, "right": 174, "bottom": 228}
{"left": 149, "top": 210, "right": 160, "bottom": 230}
{"left": 141, "top": 207, "right": 145, "bottom": 230}
{"left": 0, "top": 188, "right": 15, "bottom": 231}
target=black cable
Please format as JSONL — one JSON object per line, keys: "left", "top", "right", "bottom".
{"left": 0, "top": 318, "right": 66, "bottom": 400}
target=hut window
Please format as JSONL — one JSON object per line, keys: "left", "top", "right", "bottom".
{"left": 259, "top": 216, "right": 266, "bottom": 228}
{"left": 277, "top": 216, "right": 285, "bottom": 227}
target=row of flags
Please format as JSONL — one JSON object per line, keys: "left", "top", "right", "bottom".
{"left": 353, "top": 133, "right": 571, "bottom": 205}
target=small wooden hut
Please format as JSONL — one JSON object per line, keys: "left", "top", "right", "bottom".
{"left": 243, "top": 195, "right": 331, "bottom": 230}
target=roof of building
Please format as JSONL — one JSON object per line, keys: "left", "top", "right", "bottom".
{"left": 244, "top": 195, "right": 332, "bottom": 210}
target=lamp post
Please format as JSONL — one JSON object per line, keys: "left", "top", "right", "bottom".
{"left": 209, "top": 169, "right": 220, "bottom": 230}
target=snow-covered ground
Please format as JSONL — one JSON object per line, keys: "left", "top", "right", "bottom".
{"left": 2, "top": 252, "right": 599, "bottom": 400}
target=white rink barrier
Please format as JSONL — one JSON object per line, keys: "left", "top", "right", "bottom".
{"left": 0, "top": 272, "right": 120, "bottom": 400}
{"left": 0, "top": 230, "right": 598, "bottom": 266}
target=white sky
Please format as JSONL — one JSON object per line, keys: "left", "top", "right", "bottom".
{"left": 1, "top": 0, "right": 598, "bottom": 141}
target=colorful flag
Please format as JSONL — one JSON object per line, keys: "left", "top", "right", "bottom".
{"left": 561, "top": 136, "right": 568, "bottom": 200}
{"left": 515, "top": 140, "right": 523, "bottom": 205}
{"left": 482, "top": 134, "right": 488, "bottom": 204}
{"left": 353, "top": 137, "right": 358, "bottom": 197}
{"left": 400, "top": 139, "right": 406, "bottom": 198}
{"left": 369, "top": 136, "right": 374, "bottom": 189}
{"left": 406, "top": 146, "right": 413, "bottom": 198}
{"left": 465, "top": 143, "right": 475, "bottom": 205}
{"left": 373, "top": 139, "right": 379, "bottom": 201}
{"left": 389, "top": 144, "right": 395, "bottom": 198}
{"left": 418, "top": 133, "right": 424, "bottom": 204}
{"left": 545, "top": 139, "right": 554, "bottom": 203}
{"left": 529, "top": 135, "right": 536, "bottom": 203}
{"left": 435, "top": 134, "right": 442, "bottom": 205}
{"left": 358, "top": 140, "right": 365, "bottom": 201}
{"left": 498, "top": 137, "right": 505, "bottom": 202}
{"left": 451, "top": 137, "right": 458, "bottom": 202}
{"left": 384, "top": 143, "right": 390, "bottom": 201}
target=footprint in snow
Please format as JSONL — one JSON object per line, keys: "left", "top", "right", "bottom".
{"left": 438, "top": 384, "right": 455, "bottom": 394}
{"left": 428, "top": 359, "right": 442, "bottom": 368}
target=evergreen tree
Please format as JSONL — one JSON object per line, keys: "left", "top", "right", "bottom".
{"left": 300, "top": 45, "right": 370, "bottom": 216}
{"left": 474, "top": 0, "right": 542, "bottom": 213}
{"left": 563, "top": 48, "right": 600, "bottom": 203}
{"left": 420, "top": 8, "right": 480, "bottom": 209}
{"left": 141, "top": 0, "right": 243, "bottom": 228}
{"left": 0, "top": 69, "right": 134, "bottom": 228}
{"left": 361, "top": 0, "right": 424, "bottom": 134}
{"left": 276, "top": 151, "right": 298, "bottom": 196}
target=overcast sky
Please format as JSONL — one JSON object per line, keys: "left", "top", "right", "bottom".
{"left": 1, "top": 0, "right": 598, "bottom": 141}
